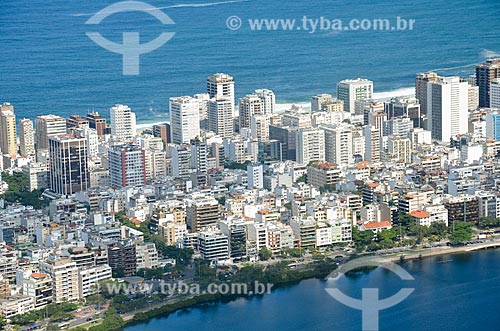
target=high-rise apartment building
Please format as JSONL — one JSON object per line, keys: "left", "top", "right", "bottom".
{"left": 207, "top": 73, "right": 235, "bottom": 114}
{"left": 48, "top": 134, "right": 89, "bottom": 196}
{"left": 110, "top": 104, "right": 136, "bottom": 141}
{"left": 485, "top": 110, "right": 500, "bottom": 141}
{"left": 296, "top": 127, "right": 325, "bottom": 164}
{"left": 491, "top": 78, "right": 500, "bottom": 109}
{"left": 364, "top": 125, "right": 381, "bottom": 162}
{"left": 427, "top": 76, "right": 468, "bottom": 142}
{"left": 85, "top": 112, "right": 109, "bottom": 137}
{"left": 108, "top": 144, "right": 146, "bottom": 188}
{"left": 321, "top": 124, "right": 353, "bottom": 166}
{"left": 22, "top": 273, "right": 53, "bottom": 309}
{"left": 153, "top": 123, "right": 171, "bottom": 144}
{"left": 416, "top": 72, "right": 440, "bottom": 116}
{"left": 476, "top": 59, "right": 500, "bottom": 107}
{"left": 250, "top": 115, "right": 270, "bottom": 142}
{"left": 40, "top": 258, "right": 80, "bottom": 303}
{"left": 208, "top": 98, "right": 233, "bottom": 138}
{"left": 19, "top": 118, "right": 35, "bottom": 158}
{"left": 0, "top": 103, "right": 17, "bottom": 157}
{"left": 239, "top": 94, "right": 264, "bottom": 129}
{"left": 384, "top": 97, "right": 421, "bottom": 127}
{"left": 336, "top": 78, "right": 373, "bottom": 114}
{"left": 186, "top": 194, "right": 222, "bottom": 232}
{"left": 311, "top": 94, "right": 334, "bottom": 112}
{"left": 35, "top": 114, "right": 67, "bottom": 150}
{"left": 254, "top": 89, "right": 276, "bottom": 114}
{"left": 387, "top": 136, "right": 412, "bottom": 164}
{"left": 169, "top": 96, "right": 200, "bottom": 144}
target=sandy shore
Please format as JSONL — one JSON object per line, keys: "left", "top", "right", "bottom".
{"left": 381, "top": 239, "right": 500, "bottom": 263}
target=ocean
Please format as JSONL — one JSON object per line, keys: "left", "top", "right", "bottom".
{"left": 124, "top": 250, "right": 500, "bottom": 331}
{"left": 1, "top": 0, "right": 500, "bottom": 127}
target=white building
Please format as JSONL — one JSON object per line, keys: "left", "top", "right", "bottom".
{"left": 255, "top": 89, "right": 276, "bottom": 115}
{"left": 337, "top": 78, "right": 374, "bottom": 114}
{"left": 170, "top": 96, "right": 200, "bottom": 144}
{"left": 247, "top": 163, "right": 263, "bottom": 189}
{"left": 40, "top": 258, "right": 80, "bottom": 303}
{"left": 322, "top": 124, "right": 353, "bottom": 166}
{"left": 207, "top": 73, "right": 235, "bottom": 115}
{"left": 35, "top": 114, "right": 67, "bottom": 150}
{"left": 491, "top": 78, "right": 500, "bottom": 109}
{"left": 250, "top": 114, "right": 270, "bottom": 142}
{"left": 387, "top": 136, "right": 412, "bottom": 164}
{"left": 422, "top": 204, "right": 449, "bottom": 227}
{"left": 311, "top": 94, "right": 334, "bottom": 112}
{"left": 0, "top": 296, "right": 34, "bottom": 319}
{"left": 136, "top": 242, "right": 159, "bottom": 270}
{"left": 364, "top": 125, "right": 381, "bottom": 162}
{"left": 427, "top": 76, "right": 468, "bottom": 142}
{"left": 110, "top": 104, "right": 136, "bottom": 141}
{"left": 19, "top": 118, "right": 35, "bottom": 158}
{"left": 208, "top": 98, "right": 233, "bottom": 138}
{"left": 198, "top": 227, "right": 230, "bottom": 260}
{"left": 78, "top": 265, "right": 112, "bottom": 298}
{"left": 296, "top": 128, "right": 325, "bottom": 164}
{"left": 108, "top": 144, "right": 145, "bottom": 188}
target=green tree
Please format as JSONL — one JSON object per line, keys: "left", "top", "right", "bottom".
{"left": 0, "top": 316, "right": 7, "bottom": 330}
{"left": 0, "top": 171, "right": 48, "bottom": 209}
{"left": 449, "top": 222, "right": 472, "bottom": 245}
{"left": 352, "top": 227, "right": 374, "bottom": 250}
{"left": 258, "top": 247, "right": 272, "bottom": 261}
{"left": 479, "top": 217, "right": 500, "bottom": 229}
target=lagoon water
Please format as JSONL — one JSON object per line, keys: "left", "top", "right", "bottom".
{"left": 125, "top": 250, "right": 500, "bottom": 331}
{"left": 1, "top": 0, "right": 500, "bottom": 125}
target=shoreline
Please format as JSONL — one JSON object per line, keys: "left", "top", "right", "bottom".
{"left": 115, "top": 240, "right": 500, "bottom": 330}
{"left": 134, "top": 86, "right": 416, "bottom": 130}
{"left": 379, "top": 239, "right": 500, "bottom": 263}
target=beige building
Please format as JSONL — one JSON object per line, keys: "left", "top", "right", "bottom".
{"left": 0, "top": 102, "right": 17, "bottom": 157}
{"left": 40, "top": 258, "right": 80, "bottom": 303}
{"left": 136, "top": 242, "right": 159, "bottom": 270}
{"left": 415, "top": 72, "right": 440, "bottom": 115}
{"left": 22, "top": 273, "right": 53, "bottom": 309}
{"left": 19, "top": 118, "right": 35, "bottom": 158}
{"left": 35, "top": 114, "right": 67, "bottom": 150}
{"left": 0, "top": 296, "right": 34, "bottom": 319}
{"left": 307, "top": 162, "right": 342, "bottom": 189}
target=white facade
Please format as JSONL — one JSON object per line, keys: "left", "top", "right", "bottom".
{"left": 247, "top": 163, "right": 264, "bottom": 189}
{"left": 296, "top": 128, "right": 325, "bottom": 164}
{"left": 239, "top": 94, "right": 264, "bottom": 129}
{"left": 110, "top": 104, "right": 136, "bottom": 141}
{"left": 322, "top": 124, "right": 353, "bottom": 166}
{"left": 170, "top": 96, "right": 200, "bottom": 144}
{"left": 207, "top": 73, "right": 235, "bottom": 115}
{"left": 250, "top": 114, "right": 270, "bottom": 142}
{"left": 40, "top": 258, "right": 80, "bottom": 303}
{"left": 255, "top": 89, "right": 276, "bottom": 114}
{"left": 491, "top": 78, "right": 500, "bottom": 109}
{"left": 336, "top": 78, "right": 374, "bottom": 114}
{"left": 78, "top": 265, "right": 112, "bottom": 298}
{"left": 427, "top": 76, "right": 468, "bottom": 142}
{"left": 387, "top": 136, "right": 412, "bottom": 164}
{"left": 136, "top": 242, "right": 159, "bottom": 270}
{"left": 35, "top": 114, "right": 67, "bottom": 150}
{"left": 208, "top": 98, "right": 233, "bottom": 139}
{"left": 19, "top": 118, "right": 35, "bottom": 158}
{"left": 364, "top": 125, "right": 381, "bottom": 162}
